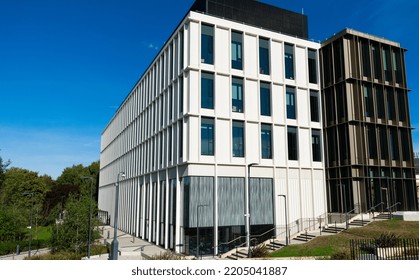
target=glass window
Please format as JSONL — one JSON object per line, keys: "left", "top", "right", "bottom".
{"left": 285, "top": 44, "right": 294, "bottom": 79}
{"left": 287, "top": 126, "right": 298, "bottom": 160}
{"left": 310, "top": 90, "right": 319, "bottom": 122}
{"left": 231, "top": 31, "right": 243, "bottom": 70}
{"left": 260, "top": 82, "right": 271, "bottom": 116}
{"left": 179, "top": 76, "right": 184, "bottom": 113}
{"left": 259, "top": 37, "right": 270, "bottom": 74}
{"left": 201, "top": 118, "right": 214, "bottom": 155}
{"left": 308, "top": 49, "right": 318, "bottom": 84}
{"left": 397, "top": 90, "right": 406, "bottom": 121}
{"left": 386, "top": 88, "right": 396, "bottom": 120}
{"left": 232, "top": 77, "right": 244, "bottom": 113}
{"left": 363, "top": 84, "right": 374, "bottom": 118}
{"left": 390, "top": 128, "right": 399, "bottom": 160}
{"left": 393, "top": 49, "right": 403, "bottom": 84}
{"left": 286, "top": 86, "right": 296, "bottom": 119}
{"left": 372, "top": 44, "right": 381, "bottom": 80}
{"left": 367, "top": 125, "right": 377, "bottom": 159}
{"left": 379, "top": 126, "right": 388, "bottom": 160}
{"left": 312, "top": 129, "right": 321, "bottom": 162}
{"left": 201, "top": 24, "right": 214, "bottom": 64}
{"left": 261, "top": 124, "right": 272, "bottom": 159}
{"left": 361, "top": 40, "right": 371, "bottom": 77}
{"left": 178, "top": 120, "right": 183, "bottom": 158}
{"left": 375, "top": 86, "right": 385, "bottom": 119}
{"left": 382, "top": 47, "right": 392, "bottom": 82}
{"left": 201, "top": 72, "right": 214, "bottom": 109}
{"left": 232, "top": 121, "right": 244, "bottom": 157}
{"left": 168, "top": 126, "right": 172, "bottom": 162}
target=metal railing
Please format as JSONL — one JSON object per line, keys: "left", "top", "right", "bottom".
{"left": 387, "top": 202, "right": 401, "bottom": 219}
{"left": 350, "top": 238, "right": 419, "bottom": 260}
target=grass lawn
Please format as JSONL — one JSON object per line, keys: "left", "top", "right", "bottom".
{"left": 270, "top": 220, "right": 419, "bottom": 259}
{"left": 34, "top": 226, "right": 52, "bottom": 241}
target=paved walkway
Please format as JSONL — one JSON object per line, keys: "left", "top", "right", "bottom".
{"left": 0, "top": 226, "right": 168, "bottom": 260}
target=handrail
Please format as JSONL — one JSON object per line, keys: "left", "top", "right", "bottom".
{"left": 367, "top": 202, "right": 384, "bottom": 213}
{"left": 386, "top": 202, "right": 401, "bottom": 212}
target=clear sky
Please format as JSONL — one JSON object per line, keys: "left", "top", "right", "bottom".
{"left": 1, "top": 0, "right": 418, "bottom": 179}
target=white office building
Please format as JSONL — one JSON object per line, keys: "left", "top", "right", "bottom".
{"left": 99, "top": 0, "right": 327, "bottom": 255}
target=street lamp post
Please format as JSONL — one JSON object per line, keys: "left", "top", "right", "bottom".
{"left": 196, "top": 204, "right": 208, "bottom": 259}
{"left": 278, "top": 195, "right": 288, "bottom": 246}
{"left": 23, "top": 192, "right": 34, "bottom": 258}
{"left": 110, "top": 171, "right": 125, "bottom": 260}
{"left": 246, "top": 163, "right": 258, "bottom": 257}
{"left": 81, "top": 176, "right": 94, "bottom": 259}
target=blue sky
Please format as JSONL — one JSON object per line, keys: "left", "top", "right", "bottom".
{"left": 0, "top": 0, "right": 418, "bottom": 179}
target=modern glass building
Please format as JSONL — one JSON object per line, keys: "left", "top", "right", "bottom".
{"left": 99, "top": 0, "right": 327, "bottom": 256}
{"left": 98, "top": 0, "right": 417, "bottom": 257}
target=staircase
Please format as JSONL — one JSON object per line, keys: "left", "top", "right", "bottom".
{"left": 322, "top": 225, "right": 346, "bottom": 234}
{"left": 374, "top": 213, "right": 391, "bottom": 220}
{"left": 348, "top": 219, "right": 370, "bottom": 227}
{"left": 293, "top": 232, "right": 317, "bottom": 242}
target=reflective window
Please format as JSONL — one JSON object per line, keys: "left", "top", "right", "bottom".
{"left": 310, "top": 90, "right": 319, "bottom": 122}
{"left": 201, "top": 72, "right": 214, "bottom": 109}
{"left": 312, "top": 129, "right": 321, "bottom": 162}
{"left": 232, "top": 77, "right": 243, "bottom": 113}
{"left": 201, "top": 118, "right": 214, "bottom": 155}
{"left": 287, "top": 126, "right": 298, "bottom": 160}
{"left": 231, "top": 31, "right": 243, "bottom": 70}
{"left": 285, "top": 44, "right": 294, "bottom": 79}
{"left": 286, "top": 86, "right": 296, "bottom": 119}
{"left": 259, "top": 38, "right": 270, "bottom": 74}
{"left": 201, "top": 24, "right": 214, "bottom": 64}
{"left": 363, "top": 84, "right": 374, "bottom": 118}
{"left": 261, "top": 124, "right": 272, "bottom": 159}
{"left": 308, "top": 49, "right": 317, "bottom": 84}
{"left": 232, "top": 121, "right": 244, "bottom": 157}
{"left": 260, "top": 82, "right": 271, "bottom": 116}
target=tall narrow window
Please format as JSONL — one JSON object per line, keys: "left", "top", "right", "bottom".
{"left": 261, "top": 124, "right": 272, "bottom": 159}
{"left": 393, "top": 49, "right": 403, "bottom": 84}
{"left": 376, "top": 86, "right": 385, "bottom": 119}
{"left": 397, "top": 90, "right": 406, "bottom": 122}
{"left": 312, "top": 129, "right": 321, "bottom": 162}
{"left": 363, "top": 84, "right": 374, "bottom": 118}
{"left": 287, "top": 126, "right": 298, "bottom": 160}
{"left": 367, "top": 125, "right": 377, "bottom": 159}
{"left": 232, "top": 77, "right": 244, "bottom": 113}
{"left": 308, "top": 49, "right": 318, "bottom": 84}
{"left": 232, "top": 121, "right": 244, "bottom": 157}
{"left": 390, "top": 128, "right": 399, "bottom": 160}
{"left": 361, "top": 40, "right": 371, "bottom": 77}
{"left": 178, "top": 120, "right": 183, "bottom": 158}
{"left": 382, "top": 47, "right": 392, "bottom": 82}
{"left": 379, "top": 126, "right": 388, "bottom": 160}
{"left": 260, "top": 82, "right": 271, "bottom": 116}
{"left": 286, "top": 86, "right": 296, "bottom": 119}
{"left": 372, "top": 44, "right": 381, "bottom": 80}
{"left": 285, "top": 44, "right": 294, "bottom": 79}
{"left": 201, "top": 118, "right": 214, "bottom": 155}
{"left": 201, "top": 72, "right": 214, "bottom": 109}
{"left": 231, "top": 31, "right": 243, "bottom": 70}
{"left": 401, "top": 129, "right": 411, "bottom": 161}
{"left": 310, "top": 90, "right": 319, "bottom": 122}
{"left": 179, "top": 76, "right": 184, "bottom": 113}
{"left": 168, "top": 126, "right": 172, "bottom": 162}
{"left": 201, "top": 24, "right": 214, "bottom": 64}
{"left": 386, "top": 88, "right": 396, "bottom": 121}
{"left": 259, "top": 37, "right": 270, "bottom": 74}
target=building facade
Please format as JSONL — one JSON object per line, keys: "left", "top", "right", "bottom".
{"left": 320, "top": 29, "right": 418, "bottom": 214}
{"left": 99, "top": 0, "right": 327, "bottom": 255}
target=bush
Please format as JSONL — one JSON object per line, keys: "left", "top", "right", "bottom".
{"left": 250, "top": 244, "right": 270, "bottom": 258}
{"left": 148, "top": 251, "right": 185, "bottom": 260}
{"left": 374, "top": 233, "right": 399, "bottom": 248}
{"left": 330, "top": 251, "right": 350, "bottom": 260}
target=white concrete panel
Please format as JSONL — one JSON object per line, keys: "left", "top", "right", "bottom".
{"left": 276, "top": 126, "right": 286, "bottom": 166}
{"left": 296, "top": 46, "right": 307, "bottom": 87}
{"left": 215, "top": 74, "right": 230, "bottom": 118}
{"left": 287, "top": 168, "right": 301, "bottom": 222}
{"left": 188, "top": 116, "right": 199, "bottom": 162}
{"left": 216, "top": 119, "right": 230, "bottom": 163}
{"left": 244, "top": 34, "right": 257, "bottom": 78}
{"left": 188, "top": 71, "right": 199, "bottom": 114}
{"left": 215, "top": 27, "right": 229, "bottom": 73}
{"left": 245, "top": 79, "right": 258, "bottom": 121}
{"left": 271, "top": 84, "right": 281, "bottom": 125}
{"left": 271, "top": 40, "right": 283, "bottom": 84}
{"left": 299, "top": 128, "right": 310, "bottom": 167}
{"left": 300, "top": 169, "right": 313, "bottom": 218}
{"left": 297, "top": 88, "right": 309, "bottom": 127}
{"left": 312, "top": 169, "right": 326, "bottom": 217}
{"left": 189, "top": 21, "right": 199, "bottom": 68}
{"left": 246, "top": 122, "right": 260, "bottom": 164}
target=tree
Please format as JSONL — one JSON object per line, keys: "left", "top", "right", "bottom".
{"left": 50, "top": 194, "right": 99, "bottom": 254}
{"left": 0, "top": 155, "right": 11, "bottom": 189}
{"left": 55, "top": 161, "right": 99, "bottom": 196}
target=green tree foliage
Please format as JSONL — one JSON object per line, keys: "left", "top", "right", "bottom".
{"left": 50, "top": 194, "right": 99, "bottom": 254}
{"left": 42, "top": 184, "right": 80, "bottom": 224}
{"left": 0, "top": 155, "right": 11, "bottom": 189}
{"left": 55, "top": 161, "right": 99, "bottom": 196}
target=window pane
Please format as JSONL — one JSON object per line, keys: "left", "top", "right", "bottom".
{"left": 376, "top": 86, "right": 385, "bottom": 119}
{"left": 286, "top": 86, "right": 296, "bottom": 119}
{"left": 259, "top": 38, "right": 270, "bottom": 74}
{"left": 308, "top": 49, "right": 317, "bottom": 84}
{"left": 285, "top": 44, "right": 294, "bottom": 79}
{"left": 361, "top": 40, "right": 371, "bottom": 77}
{"left": 367, "top": 125, "right": 377, "bottom": 159}
{"left": 232, "top": 121, "right": 244, "bottom": 157}
{"left": 372, "top": 44, "right": 382, "bottom": 80}
{"left": 382, "top": 47, "right": 392, "bottom": 82}
{"left": 201, "top": 24, "right": 214, "bottom": 64}
{"left": 201, "top": 72, "right": 214, "bottom": 109}
{"left": 287, "top": 126, "right": 298, "bottom": 160}
{"left": 231, "top": 31, "right": 243, "bottom": 70}
{"left": 232, "top": 77, "right": 243, "bottom": 112}
{"left": 312, "top": 129, "right": 321, "bottom": 162}
{"left": 310, "top": 90, "right": 319, "bottom": 122}
{"left": 260, "top": 82, "right": 271, "bottom": 116}
{"left": 201, "top": 118, "right": 214, "bottom": 155}
{"left": 261, "top": 124, "right": 272, "bottom": 159}
{"left": 363, "top": 84, "right": 374, "bottom": 118}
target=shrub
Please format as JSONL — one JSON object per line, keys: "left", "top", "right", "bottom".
{"left": 250, "top": 244, "right": 270, "bottom": 258}
{"left": 374, "top": 233, "right": 399, "bottom": 248}
{"left": 330, "top": 251, "right": 350, "bottom": 260}
{"left": 148, "top": 251, "right": 185, "bottom": 260}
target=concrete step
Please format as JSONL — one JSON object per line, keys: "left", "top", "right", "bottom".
{"left": 322, "top": 226, "right": 345, "bottom": 234}
{"left": 349, "top": 219, "right": 370, "bottom": 226}
{"left": 293, "top": 233, "right": 317, "bottom": 242}
{"left": 266, "top": 241, "right": 285, "bottom": 251}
